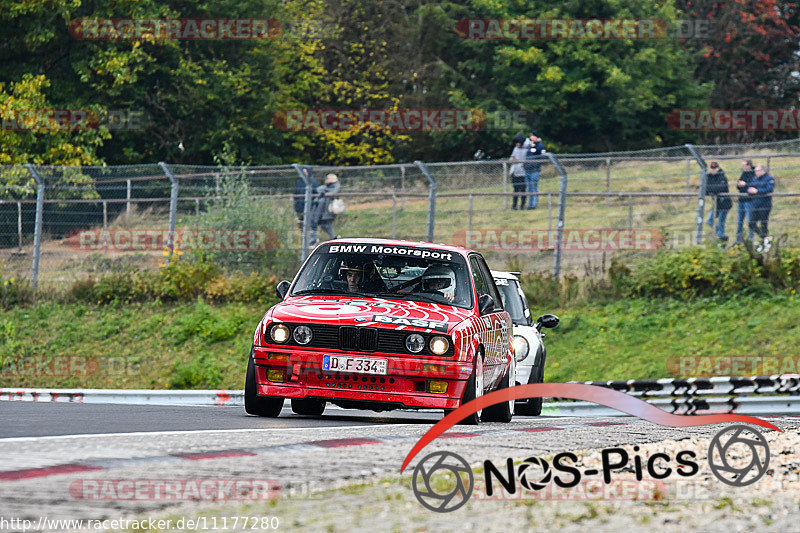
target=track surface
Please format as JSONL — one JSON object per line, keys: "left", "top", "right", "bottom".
{"left": 1, "top": 402, "right": 797, "bottom": 530}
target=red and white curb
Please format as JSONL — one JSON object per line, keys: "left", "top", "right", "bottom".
{"left": 0, "top": 424, "right": 634, "bottom": 483}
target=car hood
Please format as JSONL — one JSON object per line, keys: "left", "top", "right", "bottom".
{"left": 269, "top": 295, "right": 472, "bottom": 334}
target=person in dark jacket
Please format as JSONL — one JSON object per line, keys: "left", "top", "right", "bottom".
{"left": 522, "top": 130, "right": 546, "bottom": 209}
{"left": 705, "top": 162, "right": 732, "bottom": 242}
{"left": 294, "top": 166, "right": 319, "bottom": 230}
{"left": 509, "top": 133, "right": 528, "bottom": 210}
{"left": 747, "top": 165, "right": 775, "bottom": 251}
{"left": 735, "top": 160, "right": 755, "bottom": 244}
{"left": 310, "top": 173, "right": 341, "bottom": 244}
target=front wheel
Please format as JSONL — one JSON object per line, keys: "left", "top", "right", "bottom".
{"left": 482, "top": 364, "right": 513, "bottom": 422}
{"left": 244, "top": 350, "right": 284, "bottom": 417}
{"left": 516, "top": 362, "right": 543, "bottom": 416}
{"left": 447, "top": 352, "right": 484, "bottom": 425}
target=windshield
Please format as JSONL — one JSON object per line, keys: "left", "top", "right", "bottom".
{"left": 291, "top": 243, "right": 474, "bottom": 308}
{"left": 494, "top": 277, "right": 528, "bottom": 325}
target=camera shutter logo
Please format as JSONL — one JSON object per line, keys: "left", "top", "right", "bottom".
{"left": 517, "top": 456, "right": 552, "bottom": 491}
{"left": 708, "top": 425, "right": 770, "bottom": 487}
{"left": 411, "top": 451, "right": 474, "bottom": 512}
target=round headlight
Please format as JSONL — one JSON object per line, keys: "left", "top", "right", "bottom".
{"left": 270, "top": 324, "right": 290, "bottom": 343}
{"left": 405, "top": 334, "right": 425, "bottom": 353}
{"left": 293, "top": 325, "right": 313, "bottom": 345}
{"left": 429, "top": 336, "right": 450, "bottom": 355}
{"left": 512, "top": 335, "right": 530, "bottom": 362}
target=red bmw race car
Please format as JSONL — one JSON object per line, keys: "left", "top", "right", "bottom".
{"left": 245, "top": 238, "right": 515, "bottom": 423}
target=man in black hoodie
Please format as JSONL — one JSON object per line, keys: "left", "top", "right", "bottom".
{"left": 734, "top": 160, "right": 755, "bottom": 244}
{"left": 705, "top": 162, "right": 732, "bottom": 242}
{"left": 294, "top": 166, "right": 319, "bottom": 231}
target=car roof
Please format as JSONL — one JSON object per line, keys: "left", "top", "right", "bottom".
{"left": 490, "top": 270, "right": 520, "bottom": 281}
{"left": 317, "top": 238, "right": 476, "bottom": 256}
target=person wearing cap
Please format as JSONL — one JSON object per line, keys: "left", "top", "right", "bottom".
{"left": 310, "top": 173, "right": 341, "bottom": 245}
{"left": 705, "top": 162, "right": 732, "bottom": 243}
{"left": 522, "top": 130, "right": 546, "bottom": 210}
{"left": 747, "top": 165, "right": 775, "bottom": 252}
{"left": 735, "top": 160, "right": 755, "bottom": 244}
{"left": 509, "top": 133, "right": 528, "bottom": 210}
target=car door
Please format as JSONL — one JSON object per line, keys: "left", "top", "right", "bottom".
{"left": 468, "top": 254, "right": 509, "bottom": 388}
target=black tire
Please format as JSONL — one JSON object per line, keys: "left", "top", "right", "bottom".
{"left": 291, "top": 398, "right": 326, "bottom": 416}
{"left": 516, "top": 361, "right": 544, "bottom": 416}
{"left": 451, "top": 352, "right": 483, "bottom": 425}
{"left": 244, "top": 351, "right": 284, "bottom": 417}
{"left": 482, "top": 364, "right": 513, "bottom": 422}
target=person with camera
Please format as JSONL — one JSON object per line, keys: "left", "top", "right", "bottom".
{"left": 747, "top": 165, "right": 775, "bottom": 252}
{"left": 522, "top": 130, "right": 546, "bottom": 210}
{"left": 509, "top": 133, "right": 528, "bottom": 210}
{"left": 735, "top": 159, "right": 755, "bottom": 244}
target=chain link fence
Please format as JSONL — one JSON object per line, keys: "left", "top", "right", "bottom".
{"left": 2, "top": 141, "right": 799, "bottom": 290}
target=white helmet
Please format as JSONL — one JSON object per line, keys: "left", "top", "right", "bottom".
{"left": 422, "top": 264, "right": 456, "bottom": 297}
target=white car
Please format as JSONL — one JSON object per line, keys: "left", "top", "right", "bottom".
{"left": 491, "top": 270, "right": 559, "bottom": 416}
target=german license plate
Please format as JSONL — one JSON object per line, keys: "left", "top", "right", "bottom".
{"left": 323, "top": 355, "right": 388, "bottom": 375}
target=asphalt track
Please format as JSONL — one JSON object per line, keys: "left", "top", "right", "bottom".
{"left": 2, "top": 402, "right": 798, "bottom": 530}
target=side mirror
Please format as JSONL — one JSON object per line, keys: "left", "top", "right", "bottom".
{"left": 276, "top": 280, "right": 291, "bottom": 300}
{"left": 536, "top": 314, "right": 559, "bottom": 330}
{"left": 478, "top": 294, "right": 495, "bottom": 315}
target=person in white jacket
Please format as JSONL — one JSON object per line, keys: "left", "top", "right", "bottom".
{"left": 509, "top": 133, "right": 528, "bottom": 210}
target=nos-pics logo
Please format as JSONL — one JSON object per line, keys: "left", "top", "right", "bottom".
{"left": 412, "top": 424, "right": 770, "bottom": 512}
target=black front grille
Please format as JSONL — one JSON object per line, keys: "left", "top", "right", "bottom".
{"left": 270, "top": 323, "right": 453, "bottom": 356}
{"left": 339, "top": 326, "right": 359, "bottom": 350}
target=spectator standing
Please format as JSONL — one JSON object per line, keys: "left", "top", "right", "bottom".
{"left": 735, "top": 160, "right": 755, "bottom": 244}
{"left": 522, "top": 130, "right": 546, "bottom": 210}
{"left": 509, "top": 133, "right": 528, "bottom": 210}
{"left": 748, "top": 165, "right": 775, "bottom": 252}
{"left": 294, "top": 165, "right": 319, "bottom": 231}
{"left": 310, "top": 173, "right": 341, "bottom": 244}
{"left": 705, "top": 162, "right": 732, "bottom": 243}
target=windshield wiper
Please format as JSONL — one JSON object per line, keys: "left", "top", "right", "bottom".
{"left": 292, "top": 288, "right": 373, "bottom": 298}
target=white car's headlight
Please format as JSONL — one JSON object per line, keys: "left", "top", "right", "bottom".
{"left": 513, "top": 335, "right": 529, "bottom": 362}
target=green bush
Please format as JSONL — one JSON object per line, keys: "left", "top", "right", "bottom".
{"left": 0, "top": 275, "right": 32, "bottom": 309}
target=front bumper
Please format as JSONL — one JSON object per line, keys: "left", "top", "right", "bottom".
{"left": 252, "top": 346, "right": 471, "bottom": 409}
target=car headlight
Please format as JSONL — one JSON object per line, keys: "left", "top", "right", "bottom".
{"left": 429, "top": 336, "right": 450, "bottom": 355}
{"left": 405, "top": 334, "right": 425, "bottom": 353}
{"left": 270, "top": 323, "right": 290, "bottom": 343}
{"left": 293, "top": 325, "right": 313, "bottom": 345}
{"left": 513, "top": 335, "right": 529, "bottom": 362}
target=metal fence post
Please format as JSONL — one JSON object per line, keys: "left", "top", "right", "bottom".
{"left": 502, "top": 162, "right": 508, "bottom": 209}
{"left": 126, "top": 179, "right": 132, "bottom": 215}
{"left": 392, "top": 193, "right": 397, "bottom": 239}
{"left": 605, "top": 157, "right": 611, "bottom": 207}
{"left": 26, "top": 164, "right": 44, "bottom": 292}
{"left": 17, "top": 201, "right": 22, "bottom": 251}
{"left": 415, "top": 161, "right": 436, "bottom": 242}
{"left": 400, "top": 165, "right": 406, "bottom": 211}
{"left": 158, "top": 162, "right": 179, "bottom": 265}
{"left": 292, "top": 163, "right": 313, "bottom": 261}
{"left": 468, "top": 194, "right": 473, "bottom": 233}
{"left": 546, "top": 154, "right": 568, "bottom": 279}
{"left": 628, "top": 195, "right": 633, "bottom": 231}
{"left": 685, "top": 144, "right": 707, "bottom": 245}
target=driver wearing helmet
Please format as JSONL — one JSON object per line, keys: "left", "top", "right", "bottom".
{"left": 339, "top": 260, "right": 366, "bottom": 292}
{"left": 421, "top": 264, "right": 456, "bottom": 302}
